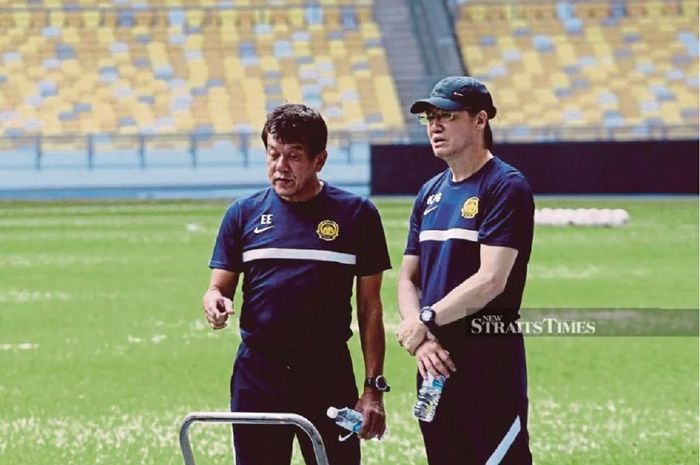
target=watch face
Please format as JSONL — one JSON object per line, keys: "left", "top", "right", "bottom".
{"left": 375, "top": 376, "right": 388, "bottom": 391}
{"left": 420, "top": 310, "right": 432, "bottom": 322}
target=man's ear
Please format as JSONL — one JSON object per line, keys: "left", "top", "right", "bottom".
{"left": 476, "top": 110, "right": 488, "bottom": 127}
{"left": 314, "top": 150, "right": 328, "bottom": 172}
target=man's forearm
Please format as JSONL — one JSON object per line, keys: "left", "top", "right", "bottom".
{"left": 397, "top": 278, "right": 421, "bottom": 321}
{"left": 207, "top": 269, "right": 239, "bottom": 298}
{"left": 432, "top": 270, "right": 506, "bottom": 326}
{"left": 356, "top": 273, "right": 386, "bottom": 378}
{"left": 358, "top": 304, "right": 385, "bottom": 378}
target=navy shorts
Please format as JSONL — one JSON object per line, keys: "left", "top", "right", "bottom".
{"left": 418, "top": 334, "right": 533, "bottom": 465}
{"left": 230, "top": 343, "right": 360, "bottom": 465}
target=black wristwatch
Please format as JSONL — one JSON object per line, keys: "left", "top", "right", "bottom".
{"left": 419, "top": 306, "right": 439, "bottom": 333}
{"left": 364, "top": 375, "right": 391, "bottom": 392}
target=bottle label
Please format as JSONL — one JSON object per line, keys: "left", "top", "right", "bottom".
{"left": 328, "top": 407, "right": 363, "bottom": 441}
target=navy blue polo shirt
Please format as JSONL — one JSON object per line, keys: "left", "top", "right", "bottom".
{"left": 210, "top": 183, "right": 391, "bottom": 356}
{"left": 405, "top": 156, "right": 534, "bottom": 349}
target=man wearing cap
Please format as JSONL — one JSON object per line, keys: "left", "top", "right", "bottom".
{"left": 396, "top": 76, "right": 534, "bottom": 464}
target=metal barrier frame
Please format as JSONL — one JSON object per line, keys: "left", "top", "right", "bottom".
{"left": 179, "top": 412, "right": 329, "bottom": 465}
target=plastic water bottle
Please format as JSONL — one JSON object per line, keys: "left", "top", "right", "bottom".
{"left": 413, "top": 373, "right": 446, "bottom": 422}
{"left": 327, "top": 407, "right": 363, "bottom": 441}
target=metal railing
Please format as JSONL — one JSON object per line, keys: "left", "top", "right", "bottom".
{"left": 179, "top": 412, "right": 329, "bottom": 465}
{"left": 0, "top": 124, "right": 696, "bottom": 171}
{"left": 0, "top": 130, "right": 410, "bottom": 170}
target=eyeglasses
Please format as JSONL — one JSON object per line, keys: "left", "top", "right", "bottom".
{"left": 417, "top": 111, "right": 458, "bottom": 125}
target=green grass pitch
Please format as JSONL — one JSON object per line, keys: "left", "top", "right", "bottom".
{"left": 0, "top": 197, "right": 697, "bottom": 464}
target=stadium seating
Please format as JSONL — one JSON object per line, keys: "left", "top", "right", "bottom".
{"left": 454, "top": 1, "right": 699, "bottom": 139}
{"left": 0, "top": 0, "right": 374, "bottom": 8}
{"left": 0, "top": 2, "right": 403, "bottom": 138}
{"left": 1, "top": 1, "right": 696, "bottom": 143}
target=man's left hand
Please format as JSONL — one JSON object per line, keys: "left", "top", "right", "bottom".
{"left": 354, "top": 390, "right": 386, "bottom": 440}
{"left": 397, "top": 316, "right": 431, "bottom": 355}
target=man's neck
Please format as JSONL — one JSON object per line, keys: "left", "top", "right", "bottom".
{"left": 445, "top": 149, "right": 493, "bottom": 182}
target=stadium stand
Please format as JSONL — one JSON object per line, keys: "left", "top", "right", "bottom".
{"left": 0, "top": 2, "right": 403, "bottom": 139}
{"left": 1, "top": 1, "right": 697, "bottom": 199}
{"left": 453, "top": 1, "right": 699, "bottom": 140}
{"left": 0, "top": 0, "right": 696, "bottom": 151}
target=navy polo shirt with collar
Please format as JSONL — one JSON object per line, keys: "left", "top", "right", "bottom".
{"left": 210, "top": 183, "right": 391, "bottom": 356}
{"left": 404, "top": 156, "right": 534, "bottom": 351}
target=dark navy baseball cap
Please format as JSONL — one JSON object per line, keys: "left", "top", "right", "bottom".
{"left": 410, "top": 76, "right": 497, "bottom": 118}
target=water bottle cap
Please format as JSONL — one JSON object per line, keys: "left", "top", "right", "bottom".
{"left": 326, "top": 407, "right": 339, "bottom": 419}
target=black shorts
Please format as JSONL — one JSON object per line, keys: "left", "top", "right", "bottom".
{"left": 418, "top": 334, "right": 533, "bottom": 465}
{"left": 230, "top": 343, "right": 360, "bottom": 465}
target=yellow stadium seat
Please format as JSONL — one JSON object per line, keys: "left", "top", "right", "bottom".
{"left": 48, "top": 11, "right": 65, "bottom": 28}
{"left": 26, "top": 66, "right": 45, "bottom": 80}
{"left": 521, "top": 51, "right": 543, "bottom": 75}
{"left": 575, "top": 3, "right": 610, "bottom": 20}
{"left": 356, "top": 6, "right": 373, "bottom": 24}
{"left": 627, "top": 3, "right": 649, "bottom": 17}
{"left": 12, "top": 11, "right": 32, "bottom": 28}
{"left": 186, "top": 9, "right": 204, "bottom": 29}
{"left": 81, "top": 10, "right": 100, "bottom": 29}
{"left": 287, "top": 8, "right": 304, "bottom": 28}
{"left": 681, "top": 0, "right": 699, "bottom": 16}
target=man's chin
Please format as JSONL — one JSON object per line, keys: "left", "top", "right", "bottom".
{"left": 273, "top": 184, "right": 295, "bottom": 197}
{"left": 432, "top": 147, "right": 450, "bottom": 159}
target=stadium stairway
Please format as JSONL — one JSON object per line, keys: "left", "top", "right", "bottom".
{"left": 375, "top": 0, "right": 465, "bottom": 137}
{"left": 373, "top": 0, "right": 427, "bottom": 118}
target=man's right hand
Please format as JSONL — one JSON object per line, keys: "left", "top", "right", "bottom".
{"left": 415, "top": 339, "right": 457, "bottom": 379}
{"left": 202, "top": 289, "right": 234, "bottom": 330}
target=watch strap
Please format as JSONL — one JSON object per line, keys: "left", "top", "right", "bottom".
{"left": 364, "top": 376, "right": 390, "bottom": 392}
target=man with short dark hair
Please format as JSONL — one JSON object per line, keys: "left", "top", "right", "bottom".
{"left": 204, "top": 103, "right": 391, "bottom": 465}
{"left": 397, "top": 76, "right": 534, "bottom": 464}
